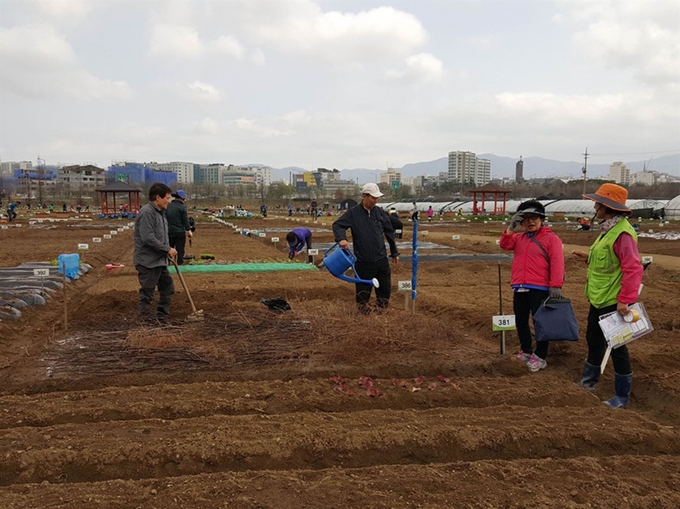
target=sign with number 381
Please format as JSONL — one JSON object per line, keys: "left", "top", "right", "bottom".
{"left": 492, "top": 315, "right": 516, "bottom": 331}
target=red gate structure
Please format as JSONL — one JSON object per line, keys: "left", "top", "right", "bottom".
{"left": 96, "top": 182, "right": 142, "bottom": 216}
{"left": 469, "top": 183, "right": 512, "bottom": 215}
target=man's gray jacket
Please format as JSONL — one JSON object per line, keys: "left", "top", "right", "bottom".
{"left": 133, "top": 202, "right": 171, "bottom": 268}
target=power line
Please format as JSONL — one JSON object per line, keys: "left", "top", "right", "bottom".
{"left": 589, "top": 149, "right": 680, "bottom": 156}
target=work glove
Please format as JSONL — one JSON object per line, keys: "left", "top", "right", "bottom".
{"left": 288, "top": 250, "right": 296, "bottom": 260}
{"left": 549, "top": 287, "right": 562, "bottom": 300}
{"left": 509, "top": 212, "right": 524, "bottom": 232}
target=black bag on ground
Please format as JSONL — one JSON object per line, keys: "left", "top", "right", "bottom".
{"left": 533, "top": 297, "right": 579, "bottom": 341}
{"left": 261, "top": 297, "right": 292, "bottom": 312}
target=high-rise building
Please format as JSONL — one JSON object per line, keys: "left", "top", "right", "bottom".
{"left": 515, "top": 156, "right": 524, "bottom": 182}
{"left": 253, "top": 167, "right": 272, "bottom": 186}
{"left": 609, "top": 162, "right": 630, "bottom": 185}
{"left": 147, "top": 162, "right": 194, "bottom": 184}
{"left": 380, "top": 167, "right": 402, "bottom": 186}
{"left": 447, "top": 151, "right": 491, "bottom": 186}
{"left": 1, "top": 161, "right": 33, "bottom": 176}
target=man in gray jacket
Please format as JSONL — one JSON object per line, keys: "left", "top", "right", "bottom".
{"left": 133, "top": 183, "right": 178, "bottom": 322}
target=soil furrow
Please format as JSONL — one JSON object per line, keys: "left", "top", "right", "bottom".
{"left": 0, "top": 377, "right": 601, "bottom": 429}
{"left": 1, "top": 406, "right": 677, "bottom": 486}
{"left": 1, "top": 455, "right": 679, "bottom": 509}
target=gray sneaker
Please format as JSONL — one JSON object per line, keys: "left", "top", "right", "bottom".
{"left": 516, "top": 351, "right": 531, "bottom": 363}
{"left": 527, "top": 354, "right": 547, "bottom": 372}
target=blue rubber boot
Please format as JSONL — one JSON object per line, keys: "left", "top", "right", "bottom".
{"left": 576, "top": 361, "right": 600, "bottom": 393}
{"left": 604, "top": 373, "right": 633, "bottom": 408}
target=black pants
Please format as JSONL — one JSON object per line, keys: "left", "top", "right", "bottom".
{"left": 136, "top": 265, "right": 175, "bottom": 318}
{"left": 586, "top": 304, "right": 631, "bottom": 374}
{"left": 169, "top": 233, "right": 187, "bottom": 265}
{"left": 513, "top": 289, "right": 549, "bottom": 358}
{"left": 354, "top": 257, "right": 391, "bottom": 309}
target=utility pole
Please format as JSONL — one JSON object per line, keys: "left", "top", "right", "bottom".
{"left": 37, "top": 156, "right": 45, "bottom": 206}
{"left": 582, "top": 147, "right": 589, "bottom": 195}
{"left": 26, "top": 168, "right": 32, "bottom": 209}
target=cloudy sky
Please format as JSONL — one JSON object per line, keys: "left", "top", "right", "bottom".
{"left": 1, "top": 0, "right": 679, "bottom": 172}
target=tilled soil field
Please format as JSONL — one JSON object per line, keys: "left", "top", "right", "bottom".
{"left": 1, "top": 212, "right": 679, "bottom": 508}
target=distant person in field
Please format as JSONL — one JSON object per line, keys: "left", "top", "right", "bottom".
{"left": 133, "top": 183, "right": 177, "bottom": 324}
{"left": 286, "top": 227, "right": 313, "bottom": 262}
{"left": 166, "top": 190, "right": 192, "bottom": 265}
{"left": 310, "top": 198, "right": 318, "bottom": 221}
{"left": 388, "top": 208, "right": 403, "bottom": 239}
{"left": 7, "top": 201, "right": 18, "bottom": 222}
{"left": 332, "top": 183, "right": 399, "bottom": 314}
{"left": 500, "top": 200, "right": 564, "bottom": 373}
{"left": 410, "top": 202, "right": 419, "bottom": 221}
{"left": 426, "top": 206, "right": 434, "bottom": 222}
{"left": 573, "top": 184, "right": 643, "bottom": 408}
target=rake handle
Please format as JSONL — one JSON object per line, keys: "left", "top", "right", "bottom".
{"left": 171, "top": 258, "right": 199, "bottom": 315}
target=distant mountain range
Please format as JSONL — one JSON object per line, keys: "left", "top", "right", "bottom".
{"left": 269, "top": 153, "right": 679, "bottom": 184}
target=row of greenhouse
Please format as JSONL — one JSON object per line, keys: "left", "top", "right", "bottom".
{"left": 384, "top": 195, "right": 680, "bottom": 220}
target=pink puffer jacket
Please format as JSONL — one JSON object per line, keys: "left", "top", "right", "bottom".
{"left": 500, "top": 227, "right": 564, "bottom": 288}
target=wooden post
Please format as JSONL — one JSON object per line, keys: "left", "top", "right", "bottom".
{"left": 63, "top": 271, "right": 68, "bottom": 331}
{"left": 498, "top": 262, "right": 505, "bottom": 355}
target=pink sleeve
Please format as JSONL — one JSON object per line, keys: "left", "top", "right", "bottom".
{"left": 548, "top": 235, "right": 565, "bottom": 288}
{"left": 613, "top": 233, "right": 643, "bottom": 303}
{"left": 499, "top": 230, "right": 516, "bottom": 251}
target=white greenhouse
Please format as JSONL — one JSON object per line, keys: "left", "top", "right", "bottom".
{"left": 382, "top": 197, "right": 671, "bottom": 219}
{"left": 665, "top": 195, "right": 680, "bottom": 220}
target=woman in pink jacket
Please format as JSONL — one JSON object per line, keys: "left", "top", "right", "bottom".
{"left": 500, "top": 200, "right": 565, "bottom": 372}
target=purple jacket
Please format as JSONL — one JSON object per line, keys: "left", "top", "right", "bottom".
{"left": 289, "top": 227, "right": 312, "bottom": 253}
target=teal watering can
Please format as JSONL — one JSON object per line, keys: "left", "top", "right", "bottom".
{"left": 322, "top": 243, "right": 379, "bottom": 288}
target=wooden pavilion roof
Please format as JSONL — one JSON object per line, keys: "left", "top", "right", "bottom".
{"left": 95, "top": 182, "right": 142, "bottom": 193}
{"left": 469, "top": 183, "right": 512, "bottom": 194}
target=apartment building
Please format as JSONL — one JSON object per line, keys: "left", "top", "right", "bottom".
{"left": 252, "top": 167, "right": 272, "bottom": 186}
{"left": 447, "top": 151, "right": 491, "bottom": 186}
{"left": 147, "top": 161, "right": 195, "bottom": 184}
{"left": 631, "top": 170, "right": 657, "bottom": 186}
{"left": 380, "top": 167, "right": 402, "bottom": 187}
{"left": 58, "top": 165, "right": 107, "bottom": 192}
{"left": 608, "top": 161, "right": 631, "bottom": 185}
{"left": 1, "top": 161, "right": 33, "bottom": 177}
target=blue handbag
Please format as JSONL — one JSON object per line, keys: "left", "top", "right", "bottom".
{"left": 534, "top": 297, "right": 579, "bottom": 342}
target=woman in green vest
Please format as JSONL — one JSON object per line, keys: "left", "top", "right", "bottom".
{"left": 573, "top": 184, "right": 643, "bottom": 408}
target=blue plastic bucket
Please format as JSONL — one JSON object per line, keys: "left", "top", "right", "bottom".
{"left": 58, "top": 253, "right": 80, "bottom": 280}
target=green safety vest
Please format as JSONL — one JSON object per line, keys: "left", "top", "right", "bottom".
{"left": 586, "top": 218, "right": 637, "bottom": 308}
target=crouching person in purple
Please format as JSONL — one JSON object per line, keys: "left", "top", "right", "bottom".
{"left": 287, "top": 227, "right": 313, "bottom": 263}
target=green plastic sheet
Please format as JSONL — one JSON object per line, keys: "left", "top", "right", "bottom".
{"left": 176, "top": 263, "right": 318, "bottom": 273}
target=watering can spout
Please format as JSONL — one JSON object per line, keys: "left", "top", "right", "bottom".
{"left": 337, "top": 275, "right": 380, "bottom": 288}
{"left": 323, "top": 243, "right": 379, "bottom": 288}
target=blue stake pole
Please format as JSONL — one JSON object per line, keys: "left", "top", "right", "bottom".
{"left": 411, "top": 219, "right": 418, "bottom": 314}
